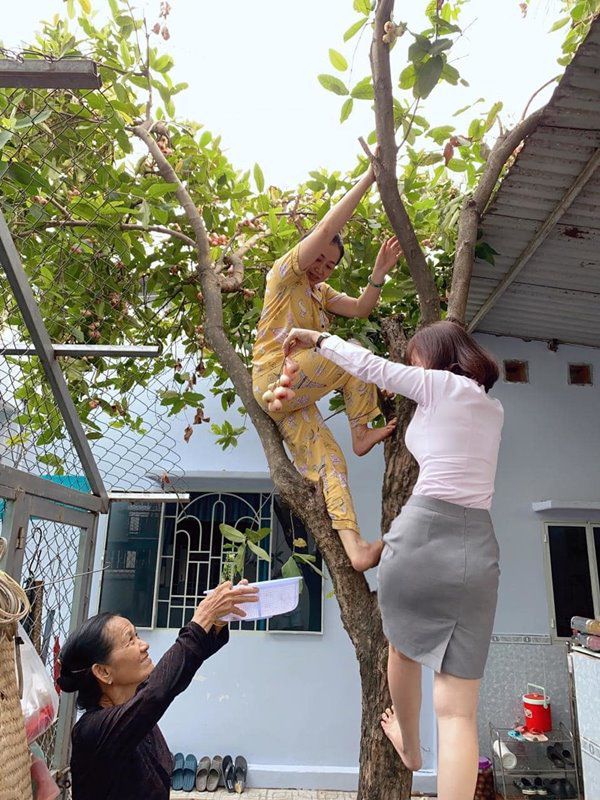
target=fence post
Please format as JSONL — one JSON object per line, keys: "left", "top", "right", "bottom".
{"left": 0, "top": 489, "right": 30, "bottom": 581}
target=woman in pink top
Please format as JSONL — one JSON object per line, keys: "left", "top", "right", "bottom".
{"left": 282, "top": 321, "right": 503, "bottom": 800}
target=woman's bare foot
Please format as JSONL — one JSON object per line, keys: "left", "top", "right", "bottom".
{"left": 381, "top": 706, "right": 422, "bottom": 772}
{"left": 352, "top": 419, "right": 397, "bottom": 457}
{"left": 338, "top": 531, "right": 384, "bottom": 572}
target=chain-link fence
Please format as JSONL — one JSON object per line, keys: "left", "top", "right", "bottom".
{"left": 0, "top": 50, "right": 183, "bottom": 494}
{"left": 0, "top": 52, "right": 189, "bottom": 788}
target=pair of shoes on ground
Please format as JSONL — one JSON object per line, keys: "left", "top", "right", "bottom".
{"left": 513, "top": 776, "right": 577, "bottom": 797}
{"left": 172, "top": 752, "right": 248, "bottom": 793}
{"left": 546, "top": 743, "right": 576, "bottom": 769}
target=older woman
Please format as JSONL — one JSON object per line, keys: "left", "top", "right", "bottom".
{"left": 58, "top": 580, "right": 258, "bottom": 800}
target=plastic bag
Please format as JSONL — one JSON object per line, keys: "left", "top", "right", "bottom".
{"left": 18, "top": 625, "right": 59, "bottom": 743}
{"left": 30, "top": 744, "right": 60, "bottom": 800}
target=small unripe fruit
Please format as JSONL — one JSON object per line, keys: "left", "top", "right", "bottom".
{"left": 273, "top": 386, "right": 288, "bottom": 400}
{"left": 268, "top": 382, "right": 276, "bottom": 391}
{"left": 279, "top": 374, "right": 291, "bottom": 387}
{"left": 262, "top": 390, "right": 275, "bottom": 403}
{"left": 384, "top": 20, "right": 394, "bottom": 32}
{"left": 270, "top": 399, "right": 283, "bottom": 412}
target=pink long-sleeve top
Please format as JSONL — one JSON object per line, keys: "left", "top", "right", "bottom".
{"left": 319, "top": 335, "right": 504, "bottom": 510}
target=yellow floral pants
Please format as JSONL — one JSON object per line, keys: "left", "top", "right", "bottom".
{"left": 253, "top": 349, "right": 379, "bottom": 534}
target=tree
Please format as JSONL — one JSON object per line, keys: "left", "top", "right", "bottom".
{"left": 1, "top": 0, "right": 599, "bottom": 796}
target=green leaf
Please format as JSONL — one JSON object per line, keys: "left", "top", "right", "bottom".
{"left": 145, "top": 182, "right": 178, "bottom": 198}
{"left": 219, "top": 523, "right": 246, "bottom": 543}
{"left": 246, "top": 527, "right": 271, "bottom": 544}
{"left": 408, "top": 35, "right": 431, "bottom": 64}
{"left": 108, "top": 0, "right": 119, "bottom": 16}
{"left": 429, "top": 38, "right": 453, "bottom": 56}
{"left": 253, "top": 162, "right": 265, "bottom": 193}
{"left": 399, "top": 63, "right": 416, "bottom": 90}
{"left": 414, "top": 55, "right": 443, "bottom": 99}
{"left": 351, "top": 77, "right": 374, "bottom": 100}
{"left": 475, "top": 241, "right": 499, "bottom": 265}
{"left": 344, "top": 17, "right": 367, "bottom": 41}
{"left": 427, "top": 124, "right": 455, "bottom": 144}
{"left": 281, "top": 556, "right": 303, "bottom": 579}
{"left": 119, "top": 38, "right": 132, "bottom": 69}
{"left": 447, "top": 158, "right": 467, "bottom": 172}
{"left": 353, "top": 0, "right": 371, "bottom": 14}
{"left": 484, "top": 101, "right": 503, "bottom": 132}
{"left": 340, "top": 97, "right": 354, "bottom": 123}
{"left": 247, "top": 540, "right": 271, "bottom": 562}
{"left": 78, "top": 0, "right": 92, "bottom": 13}
{"left": 549, "top": 16, "right": 569, "bottom": 32}
{"left": 468, "top": 118, "right": 483, "bottom": 139}
{"left": 329, "top": 49, "right": 348, "bottom": 71}
{"left": 317, "top": 74, "right": 349, "bottom": 96}
{"left": 441, "top": 63, "right": 460, "bottom": 85}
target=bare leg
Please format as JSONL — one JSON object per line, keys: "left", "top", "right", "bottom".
{"left": 351, "top": 419, "right": 397, "bottom": 457}
{"left": 434, "top": 672, "right": 481, "bottom": 800}
{"left": 381, "top": 645, "right": 423, "bottom": 771}
{"left": 337, "top": 529, "right": 383, "bottom": 572}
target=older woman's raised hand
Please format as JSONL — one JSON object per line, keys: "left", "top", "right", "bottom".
{"left": 193, "top": 579, "right": 259, "bottom": 632}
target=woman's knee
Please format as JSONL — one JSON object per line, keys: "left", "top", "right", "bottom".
{"left": 434, "top": 673, "right": 480, "bottom": 721}
{"left": 388, "top": 644, "right": 418, "bottom": 665}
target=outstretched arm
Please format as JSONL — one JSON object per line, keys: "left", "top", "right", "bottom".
{"left": 297, "top": 162, "right": 376, "bottom": 272}
{"left": 283, "top": 329, "right": 432, "bottom": 406}
{"left": 326, "top": 236, "right": 402, "bottom": 318}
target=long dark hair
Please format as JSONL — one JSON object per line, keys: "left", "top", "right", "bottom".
{"left": 57, "top": 612, "right": 116, "bottom": 711}
{"left": 406, "top": 320, "right": 499, "bottom": 392}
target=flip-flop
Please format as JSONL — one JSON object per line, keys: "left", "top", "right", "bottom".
{"left": 196, "top": 756, "right": 211, "bottom": 791}
{"left": 234, "top": 756, "right": 248, "bottom": 794}
{"left": 182, "top": 754, "right": 198, "bottom": 792}
{"left": 172, "top": 752, "right": 185, "bottom": 790}
{"left": 206, "top": 755, "right": 223, "bottom": 792}
{"left": 547, "top": 745, "right": 566, "bottom": 769}
{"left": 562, "top": 778, "right": 578, "bottom": 799}
{"left": 533, "top": 777, "right": 548, "bottom": 796}
{"left": 222, "top": 754, "right": 235, "bottom": 792}
{"left": 548, "top": 743, "right": 575, "bottom": 768}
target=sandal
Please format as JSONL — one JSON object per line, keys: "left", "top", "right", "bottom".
{"left": 547, "top": 745, "right": 566, "bottom": 769}
{"left": 196, "top": 756, "right": 211, "bottom": 791}
{"left": 172, "top": 752, "right": 185, "bottom": 791}
{"left": 222, "top": 755, "right": 235, "bottom": 793}
{"left": 182, "top": 754, "right": 197, "bottom": 792}
{"left": 547, "top": 743, "right": 575, "bottom": 768}
{"left": 206, "top": 755, "right": 223, "bottom": 792}
{"left": 234, "top": 755, "right": 248, "bottom": 794}
{"left": 533, "top": 777, "right": 548, "bottom": 795}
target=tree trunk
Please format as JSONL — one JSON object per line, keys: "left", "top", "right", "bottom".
{"left": 356, "top": 601, "right": 413, "bottom": 799}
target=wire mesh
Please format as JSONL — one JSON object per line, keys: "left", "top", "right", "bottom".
{"left": 0, "top": 54, "right": 183, "bottom": 493}
{"left": 21, "top": 518, "right": 82, "bottom": 768}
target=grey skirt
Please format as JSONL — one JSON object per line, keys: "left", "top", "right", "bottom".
{"left": 378, "top": 495, "right": 500, "bottom": 680}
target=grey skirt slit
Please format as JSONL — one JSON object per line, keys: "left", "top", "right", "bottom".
{"left": 377, "top": 494, "right": 500, "bottom": 680}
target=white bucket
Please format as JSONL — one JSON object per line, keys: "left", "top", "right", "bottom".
{"left": 493, "top": 739, "right": 517, "bottom": 770}
{"left": 207, "top": 577, "right": 302, "bottom": 622}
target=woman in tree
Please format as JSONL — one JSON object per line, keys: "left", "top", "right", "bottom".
{"left": 252, "top": 161, "right": 402, "bottom": 572}
{"left": 282, "top": 321, "right": 503, "bottom": 800}
{"left": 57, "top": 580, "right": 258, "bottom": 800}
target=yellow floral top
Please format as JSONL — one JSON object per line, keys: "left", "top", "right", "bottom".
{"left": 252, "top": 244, "right": 347, "bottom": 375}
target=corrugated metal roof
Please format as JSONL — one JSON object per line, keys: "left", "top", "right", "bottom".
{"left": 466, "top": 17, "right": 600, "bottom": 347}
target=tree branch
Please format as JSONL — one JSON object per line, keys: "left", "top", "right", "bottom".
{"left": 129, "top": 119, "right": 378, "bottom": 650}
{"left": 25, "top": 218, "right": 197, "bottom": 248}
{"left": 447, "top": 107, "right": 544, "bottom": 323}
{"left": 370, "top": 0, "right": 441, "bottom": 325}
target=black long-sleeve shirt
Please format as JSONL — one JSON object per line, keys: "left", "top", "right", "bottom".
{"left": 70, "top": 622, "right": 229, "bottom": 800}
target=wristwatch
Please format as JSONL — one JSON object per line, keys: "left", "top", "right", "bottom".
{"left": 368, "top": 275, "right": 385, "bottom": 289}
{"left": 315, "top": 333, "right": 331, "bottom": 349}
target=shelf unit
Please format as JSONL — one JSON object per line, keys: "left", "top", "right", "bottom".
{"left": 490, "top": 721, "right": 582, "bottom": 799}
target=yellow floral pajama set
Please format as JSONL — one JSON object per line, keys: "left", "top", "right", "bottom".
{"left": 252, "top": 244, "right": 379, "bottom": 534}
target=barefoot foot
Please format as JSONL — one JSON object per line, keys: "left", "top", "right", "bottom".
{"left": 381, "top": 706, "right": 422, "bottom": 772}
{"left": 338, "top": 531, "right": 384, "bottom": 572}
{"left": 352, "top": 418, "right": 397, "bottom": 457}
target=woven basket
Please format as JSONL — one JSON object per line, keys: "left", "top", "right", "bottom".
{"left": 0, "top": 629, "right": 33, "bottom": 800}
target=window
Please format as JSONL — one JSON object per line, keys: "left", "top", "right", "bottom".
{"left": 568, "top": 364, "right": 593, "bottom": 386}
{"left": 544, "top": 523, "right": 600, "bottom": 638}
{"left": 99, "top": 502, "right": 162, "bottom": 627}
{"left": 100, "top": 491, "right": 323, "bottom": 634}
{"left": 503, "top": 360, "right": 529, "bottom": 383}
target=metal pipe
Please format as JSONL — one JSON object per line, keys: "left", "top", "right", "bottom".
{"left": 2, "top": 344, "right": 161, "bottom": 358}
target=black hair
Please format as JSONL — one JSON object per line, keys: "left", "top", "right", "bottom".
{"left": 57, "top": 612, "right": 116, "bottom": 711}
{"left": 299, "top": 230, "right": 345, "bottom": 265}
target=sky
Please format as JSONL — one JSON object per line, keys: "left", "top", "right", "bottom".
{"left": 3, "top": 0, "right": 567, "bottom": 189}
